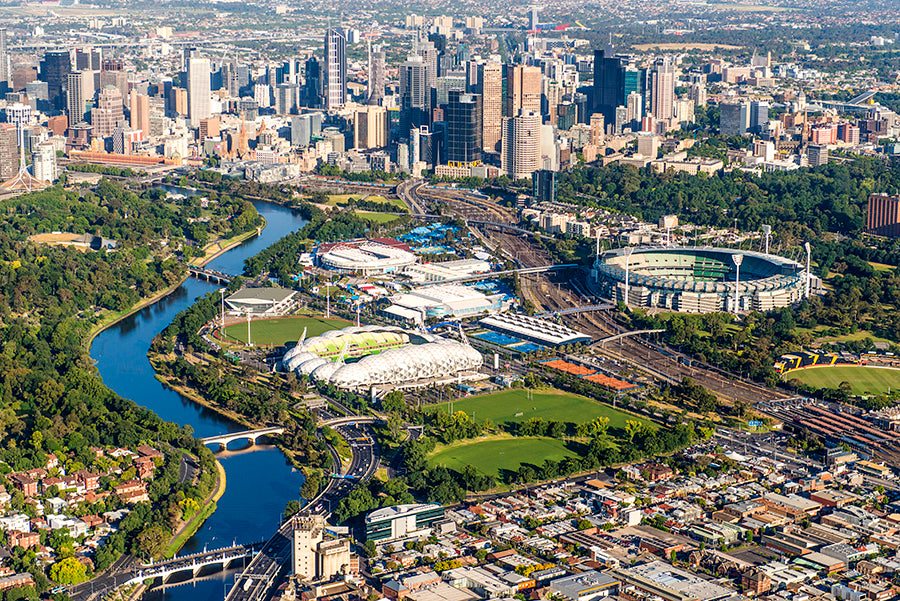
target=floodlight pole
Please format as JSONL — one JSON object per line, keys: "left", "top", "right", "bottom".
{"left": 732, "top": 254, "right": 743, "bottom": 315}
{"left": 326, "top": 275, "right": 331, "bottom": 319}
{"left": 762, "top": 225, "right": 771, "bottom": 255}
{"left": 220, "top": 288, "right": 226, "bottom": 330}
{"left": 805, "top": 242, "right": 811, "bottom": 298}
{"left": 247, "top": 311, "right": 252, "bottom": 346}
{"left": 623, "top": 247, "right": 634, "bottom": 306}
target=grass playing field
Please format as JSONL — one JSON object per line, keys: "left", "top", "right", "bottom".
{"left": 433, "top": 388, "right": 650, "bottom": 430}
{"left": 222, "top": 316, "right": 349, "bottom": 345}
{"left": 785, "top": 366, "right": 900, "bottom": 395}
{"left": 355, "top": 211, "right": 401, "bottom": 224}
{"left": 428, "top": 435, "right": 580, "bottom": 475}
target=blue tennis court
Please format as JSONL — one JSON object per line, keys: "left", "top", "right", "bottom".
{"left": 513, "top": 343, "right": 544, "bottom": 353}
{"left": 472, "top": 331, "right": 522, "bottom": 346}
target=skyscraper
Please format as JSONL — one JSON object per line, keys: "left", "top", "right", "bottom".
{"left": 354, "top": 105, "right": 389, "bottom": 150}
{"left": 41, "top": 50, "right": 71, "bottom": 111}
{"left": 303, "top": 58, "right": 322, "bottom": 108}
{"left": 0, "top": 29, "right": 8, "bottom": 90}
{"left": 188, "top": 57, "right": 211, "bottom": 128}
{"left": 501, "top": 111, "right": 541, "bottom": 180}
{"left": 67, "top": 70, "right": 93, "bottom": 124}
{"left": 626, "top": 91, "right": 643, "bottom": 125}
{"left": 367, "top": 44, "right": 385, "bottom": 105}
{"left": 719, "top": 101, "right": 749, "bottom": 137}
{"left": 324, "top": 27, "right": 347, "bottom": 110}
{"left": 478, "top": 62, "right": 503, "bottom": 152}
{"left": 74, "top": 48, "right": 101, "bottom": 71}
{"left": 593, "top": 50, "right": 624, "bottom": 127}
{"left": 447, "top": 90, "right": 482, "bottom": 164}
{"left": 130, "top": 92, "right": 150, "bottom": 136}
{"left": 750, "top": 100, "right": 769, "bottom": 134}
{"left": 650, "top": 57, "right": 675, "bottom": 120}
{"left": 91, "top": 85, "right": 124, "bottom": 139}
{"left": 0, "top": 124, "right": 17, "bottom": 180}
{"left": 505, "top": 65, "right": 541, "bottom": 117}
{"left": 400, "top": 56, "right": 429, "bottom": 128}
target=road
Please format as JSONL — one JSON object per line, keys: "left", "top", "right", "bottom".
{"left": 69, "top": 554, "right": 139, "bottom": 601}
{"left": 224, "top": 421, "right": 380, "bottom": 601}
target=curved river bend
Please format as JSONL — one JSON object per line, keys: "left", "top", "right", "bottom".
{"left": 90, "top": 201, "right": 308, "bottom": 600}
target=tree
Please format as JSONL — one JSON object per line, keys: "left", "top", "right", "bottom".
{"left": 136, "top": 524, "right": 167, "bottom": 559}
{"left": 49, "top": 557, "right": 87, "bottom": 585}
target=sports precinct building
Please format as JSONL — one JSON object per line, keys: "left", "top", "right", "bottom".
{"left": 315, "top": 238, "right": 417, "bottom": 275}
{"left": 595, "top": 247, "right": 815, "bottom": 314}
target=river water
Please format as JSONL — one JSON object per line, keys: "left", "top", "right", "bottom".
{"left": 89, "top": 200, "right": 308, "bottom": 600}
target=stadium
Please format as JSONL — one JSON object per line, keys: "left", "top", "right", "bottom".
{"left": 315, "top": 238, "right": 417, "bottom": 275}
{"left": 280, "top": 325, "right": 483, "bottom": 390}
{"left": 595, "top": 247, "right": 815, "bottom": 313}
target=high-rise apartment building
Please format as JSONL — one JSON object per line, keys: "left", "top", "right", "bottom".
{"left": 67, "top": 70, "right": 93, "bottom": 124}
{"left": 0, "top": 29, "right": 8, "bottom": 89}
{"left": 446, "top": 90, "right": 482, "bottom": 164}
{"left": 367, "top": 44, "right": 385, "bottom": 105}
{"left": 188, "top": 57, "right": 211, "bottom": 128}
{"left": 32, "top": 143, "right": 56, "bottom": 183}
{"left": 0, "top": 124, "right": 17, "bottom": 180}
{"left": 650, "top": 57, "right": 675, "bottom": 120}
{"left": 593, "top": 50, "right": 624, "bottom": 127}
{"left": 505, "top": 65, "right": 541, "bottom": 118}
{"left": 324, "top": 27, "right": 347, "bottom": 110}
{"left": 501, "top": 111, "right": 541, "bottom": 180}
{"left": 478, "top": 62, "right": 503, "bottom": 152}
{"left": 688, "top": 83, "right": 707, "bottom": 107}
{"left": 130, "top": 92, "right": 150, "bottom": 137}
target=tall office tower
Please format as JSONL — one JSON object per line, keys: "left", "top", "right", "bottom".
{"left": 720, "top": 101, "right": 749, "bottom": 136}
{"left": 291, "top": 115, "right": 311, "bottom": 147}
{"left": 446, "top": 90, "right": 482, "bottom": 164}
{"left": 41, "top": 50, "right": 71, "bottom": 111}
{"left": 614, "top": 106, "right": 628, "bottom": 134}
{"left": 354, "top": 105, "right": 389, "bottom": 150}
{"left": 99, "top": 70, "right": 128, "bottom": 106}
{"left": 0, "top": 29, "right": 8, "bottom": 89}
{"left": 435, "top": 75, "right": 466, "bottom": 107}
{"left": 67, "top": 70, "right": 93, "bottom": 124}
{"left": 505, "top": 65, "right": 541, "bottom": 118}
{"left": 102, "top": 58, "right": 123, "bottom": 71}
{"left": 0, "top": 124, "right": 16, "bottom": 180}
{"left": 91, "top": 86, "right": 124, "bottom": 139}
{"left": 533, "top": 169, "right": 556, "bottom": 204}
{"left": 171, "top": 87, "right": 188, "bottom": 116}
{"left": 188, "top": 57, "right": 211, "bottom": 128}
{"left": 32, "top": 143, "right": 57, "bottom": 182}
{"left": 626, "top": 91, "right": 643, "bottom": 124}
{"left": 478, "top": 62, "right": 503, "bottom": 152}
{"left": 400, "top": 55, "right": 429, "bottom": 126}
{"left": 198, "top": 117, "right": 219, "bottom": 141}
{"left": 182, "top": 47, "right": 199, "bottom": 72}
{"left": 275, "top": 83, "right": 298, "bottom": 115}
{"left": 688, "top": 83, "right": 707, "bottom": 107}
{"left": 75, "top": 48, "right": 101, "bottom": 71}
{"left": 501, "top": 111, "right": 541, "bottom": 180}
{"left": 650, "top": 57, "right": 675, "bottom": 120}
{"left": 750, "top": 100, "right": 769, "bottom": 133}
{"left": 415, "top": 37, "right": 438, "bottom": 103}
{"left": 254, "top": 84, "right": 271, "bottom": 108}
{"left": 593, "top": 49, "right": 624, "bottom": 127}
{"left": 303, "top": 58, "right": 322, "bottom": 108}
{"left": 623, "top": 67, "right": 644, "bottom": 100}
{"left": 807, "top": 144, "right": 828, "bottom": 167}
{"left": 529, "top": 7, "right": 539, "bottom": 30}
{"left": 367, "top": 44, "right": 385, "bottom": 105}
{"left": 324, "top": 27, "right": 347, "bottom": 110}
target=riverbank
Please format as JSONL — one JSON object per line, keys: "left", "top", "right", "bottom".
{"left": 162, "top": 458, "right": 227, "bottom": 559}
{"left": 189, "top": 215, "right": 268, "bottom": 268}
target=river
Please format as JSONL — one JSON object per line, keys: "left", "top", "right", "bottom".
{"left": 90, "top": 199, "right": 309, "bottom": 600}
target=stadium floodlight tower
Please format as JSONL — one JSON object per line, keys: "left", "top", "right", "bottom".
{"left": 732, "top": 253, "right": 744, "bottom": 315}
{"left": 762, "top": 225, "right": 771, "bottom": 255}
{"left": 804, "top": 241, "right": 811, "bottom": 298}
{"left": 623, "top": 247, "right": 634, "bottom": 306}
{"left": 219, "top": 288, "right": 226, "bottom": 329}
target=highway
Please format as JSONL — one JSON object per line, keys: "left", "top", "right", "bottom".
{"left": 223, "top": 421, "right": 379, "bottom": 601}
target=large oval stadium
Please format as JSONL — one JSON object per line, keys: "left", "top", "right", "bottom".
{"left": 594, "top": 247, "right": 815, "bottom": 313}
